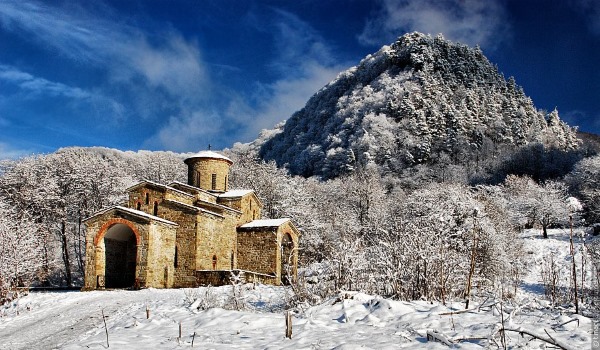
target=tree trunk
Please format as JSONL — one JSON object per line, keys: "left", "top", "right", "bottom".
{"left": 542, "top": 225, "right": 548, "bottom": 239}
{"left": 76, "top": 210, "right": 84, "bottom": 275}
{"left": 570, "top": 215, "right": 579, "bottom": 314}
{"left": 60, "top": 221, "right": 73, "bottom": 287}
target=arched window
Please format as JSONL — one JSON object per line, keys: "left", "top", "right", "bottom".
{"left": 230, "top": 251, "right": 234, "bottom": 269}
{"left": 136, "top": 202, "right": 141, "bottom": 210}
{"left": 174, "top": 246, "right": 178, "bottom": 268}
{"left": 145, "top": 193, "right": 150, "bottom": 205}
{"left": 212, "top": 255, "right": 217, "bottom": 270}
{"left": 211, "top": 174, "right": 217, "bottom": 190}
{"left": 153, "top": 201, "right": 159, "bottom": 216}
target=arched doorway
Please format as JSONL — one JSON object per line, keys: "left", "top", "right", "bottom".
{"left": 280, "top": 233, "right": 294, "bottom": 285}
{"left": 103, "top": 223, "right": 137, "bottom": 288}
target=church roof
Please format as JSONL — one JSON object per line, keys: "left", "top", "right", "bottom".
{"left": 239, "top": 218, "right": 290, "bottom": 228}
{"left": 184, "top": 150, "right": 233, "bottom": 164}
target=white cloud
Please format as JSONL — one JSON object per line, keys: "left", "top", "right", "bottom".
{"left": 152, "top": 111, "right": 225, "bottom": 152}
{"left": 239, "top": 62, "right": 343, "bottom": 140}
{"left": 359, "top": 0, "right": 510, "bottom": 49}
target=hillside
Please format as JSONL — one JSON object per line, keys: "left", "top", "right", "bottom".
{"left": 259, "top": 32, "right": 578, "bottom": 179}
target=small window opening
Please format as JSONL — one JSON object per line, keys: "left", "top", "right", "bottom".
{"left": 145, "top": 193, "right": 150, "bottom": 205}
{"left": 211, "top": 174, "right": 217, "bottom": 190}
{"left": 212, "top": 255, "right": 217, "bottom": 270}
{"left": 153, "top": 201, "right": 159, "bottom": 216}
{"left": 224, "top": 175, "right": 228, "bottom": 191}
{"left": 195, "top": 171, "right": 201, "bottom": 187}
{"left": 136, "top": 202, "right": 141, "bottom": 210}
{"left": 174, "top": 246, "right": 178, "bottom": 268}
{"left": 231, "top": 251, "right": 234, "bottom": 269}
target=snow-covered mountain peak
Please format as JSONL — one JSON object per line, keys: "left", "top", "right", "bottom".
{"left": 258, "top": 32, "right": 578, "bottom": 179}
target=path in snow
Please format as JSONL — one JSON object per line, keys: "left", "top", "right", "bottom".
{"left": 0, "top": 290, "right": 148, "bottom": 349}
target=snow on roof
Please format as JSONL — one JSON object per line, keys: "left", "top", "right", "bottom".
{"left": 239, "top": 218, "right": 290, "bottom": 228}
{"left": 184, "top": 150, "right": 233, "bottom": 164}
{"left": 219, "top": 189, "right": 254, "bottom": 198}
{"left": 84, "top": 206, "right": 178, "bottom": 226}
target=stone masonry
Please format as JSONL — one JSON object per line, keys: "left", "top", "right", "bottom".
{"left": 83, "top": 151, "right": 299, "bottom": 290}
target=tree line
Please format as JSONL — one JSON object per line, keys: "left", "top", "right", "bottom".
{"left": 0, "top": 143, "right": 598, "bottom": 308}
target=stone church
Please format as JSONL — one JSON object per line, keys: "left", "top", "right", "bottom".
{"left": 83, "top": 151, "right": 299, "bottom": 290}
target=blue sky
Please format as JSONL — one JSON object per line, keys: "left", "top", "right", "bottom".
{"left": 1, "top": 0, "right": 599, "bottom": 159}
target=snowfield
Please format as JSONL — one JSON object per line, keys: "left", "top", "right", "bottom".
{"left": 0, "top": 229, "right": 595, "bottom": 349}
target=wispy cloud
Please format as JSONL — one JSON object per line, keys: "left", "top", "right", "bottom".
{"left": 151, "top": 9, "right": 348, "bottom": 149}
{"left": 359, "top": 0, "right": 510, "bottom": 49}
{"left": 1, "top": 64, "right": 93, "bottom": 99}
{"left": 0, "top": 64, "right": 125, "bottom": 121}
{"left": 235, "top": 10, "right": 348, "bottom": 139}
{"left": 0, "top": 0, "right": 208, "bottom": 118}
{"left": 571, "top": 0, "right": 600, "bottom": 35}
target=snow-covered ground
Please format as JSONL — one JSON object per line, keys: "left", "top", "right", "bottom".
{"left": 0, "top": 229, "right": 595, "bottom": 349}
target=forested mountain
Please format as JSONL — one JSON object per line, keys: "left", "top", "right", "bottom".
{"left": 259, "top": 32, "right": 578, "bottom": 179}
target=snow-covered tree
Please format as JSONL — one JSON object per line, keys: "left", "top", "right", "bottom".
{"left": 0, "top": 199, "right": 45, "bottom": 301}
{"left": 502, "top": 175, "right": 570, "bottom": 238}
{"left": 566, "top": 154, "right": 600, "bottom": 223}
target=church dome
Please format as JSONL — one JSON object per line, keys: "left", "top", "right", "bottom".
{"left": 184, "top": 150, "right": 233, "bottom": 165}
{"left": 184, "top": 150, "right": 232, "bottom": 192}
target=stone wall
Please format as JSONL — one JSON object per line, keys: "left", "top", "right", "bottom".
{"left": 195, "top": 211, "right": 239, "bottom": 271}
{"left": 236, "top": 222, "right": 300, "bottom": 286}
{"left": 145, "top": 222, "right": 176, "bottom": 288}
{"left": 129, "top": 187, "right": 166, "bottom": 215}
{"left": 237, "top": 229, "right": 278, "bottom": 278}
{"left": 165, "top": 190, "right": 194, "bottom": 206}
{"left": 159, "top": 201, "right": 199, "bottom": 287}
{"left": 218, "top": 193, "right": 261, "bottom": 224}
